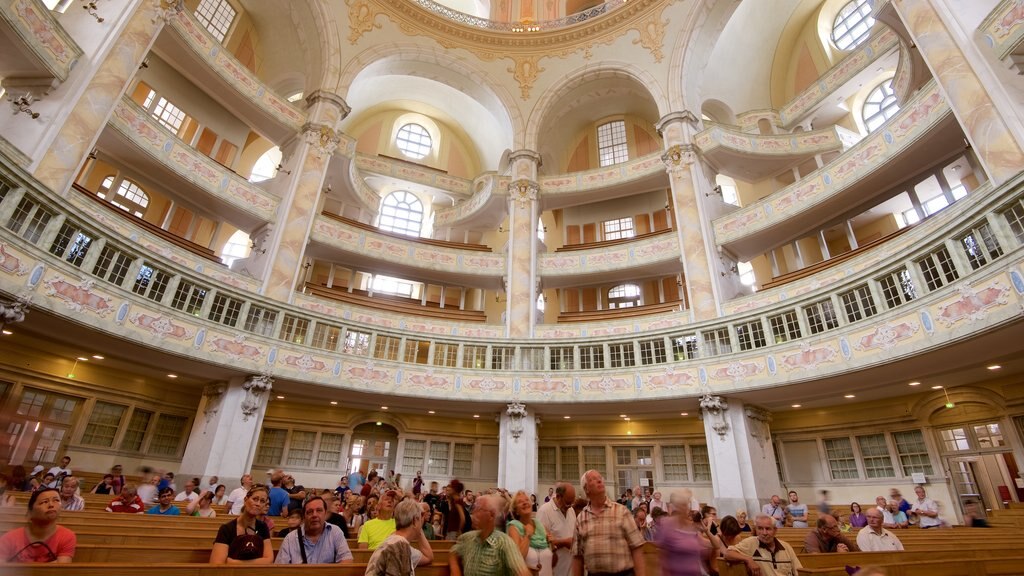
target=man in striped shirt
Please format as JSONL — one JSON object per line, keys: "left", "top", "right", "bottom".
{"left": 450, "top": 494, "right": 529, "bottom": 576}
{"left": 58, "top": 477, "right": 84, "bottom": 512}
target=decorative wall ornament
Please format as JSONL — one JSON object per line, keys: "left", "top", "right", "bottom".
{"left": 508, "top": 56, "right": 545, "bottom": 100}
{"left": 506, "top": 402, "right": 528, "bottom": 441}
{"left": 151, "top": 0, "right": 183, "bottom": 24}
{"left": 201, "top": 382, "right": 226, "bottom": 425}
{"left": 661, "top": 144, "right": 697, "bottom": 174}
{"left": 744, "top": 405, "right": 773, "bottom": 453}
{"left": 0, "top": 293, "right": 30, "bottom": 330}
{"left": 303, "top": 124, "right": 342, "bottom": 159}
{"left": 699, "top": 393, "right": 730, "bottom": 440}
{"left": 631, "top": 12, "right": 668, "bottom": 62}
{"left": 346, "top": 0, "right": 381, "bottom": 44}
{"left": 241, "top": 373, "right": 274, "bottom": 421}
{"left": 509, "top": 179, "right": 539, "bottom": 209}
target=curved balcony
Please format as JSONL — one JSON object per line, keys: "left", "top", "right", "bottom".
{"left": 432, "top": 174, "right": 508, "bottom": 231}
{"left": 101, "top": 97, "right": 279, "bottom": 230}
{"left": 694, "top": 124, "right": 859, "bottom": 181}
{"left": 539, "top": 152, "right": 668, "bottom": 211}
{"left": 713, "top": 81, "right": 959, "bottom": 261}
{"left": 539, "top": 228, "right": 681, "bottom": 287}
{"left": 308, "top": 212, "right": 505, "bottom": 288}
{"left": 980, "top": 0, "right": 1024, "bottom": 74}
{"left": 0, "top": 0, "right": 82, "bottom": 94}
{"left": 2, "top": 151, "right": 1022, "bottom": 405}
{"left": 153, "top": 8, "right": 305, "bottom": 144}
{"left": 779, "top": 27, "right": 900, "bottom": 128}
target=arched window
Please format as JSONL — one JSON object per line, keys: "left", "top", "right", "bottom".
{"left": 862, "top": 80, "right": 900, "bottom": 133}
{"left": 608, "top": 284, "right": 641, "bottom": 308}
{"left": 396, "top": 124, "right": 432, "bottom": 160}
{"left": 716, "top": 174, "right": 739, "bottom": 206}
{"left": 597, "top": 120, "right": 628, "bottom": 167}
{"left": 378, "top": 191, "right": 424, "bottom": 237}
{"left": 831, "top": 0, "right": 875, "bottom": 50}
{"left": 111, "top": 179, "right": 149, "bottom": 218}
{"left": 221, "top": 229, "right": 251, "bottom": 266}
{"left": 249, "top": 147, "right": 282, "bottom": 183}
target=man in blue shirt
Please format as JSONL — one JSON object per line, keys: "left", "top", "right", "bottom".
{"left": 146, "top": 488, "right": 181, "bottom": 515}
{"left": 275, "top": 497, "right": 354, "bottom": 564}
{"left": 268, "top": 472, "right": 290, "bottom": 517}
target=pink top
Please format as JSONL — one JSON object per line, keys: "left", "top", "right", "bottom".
{"left": 653, "top": 517, "right": 704, "bottom": 576}
{"left": 0, "top": 525, "right": 77, "bottom": 563}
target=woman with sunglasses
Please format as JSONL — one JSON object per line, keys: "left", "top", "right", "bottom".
{"left": 0, "top": 488, "right": 76, "bottom": 563}
{"left": 210, "top": 486, "right": 274, "bottom": 564}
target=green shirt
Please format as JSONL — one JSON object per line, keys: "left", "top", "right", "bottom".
{"left": 453, "top": 529, "right": 528, "bottom": 576}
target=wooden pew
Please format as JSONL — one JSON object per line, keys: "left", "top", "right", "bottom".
{"left": 6, "top": 564, "right": 451, "bottom": 576}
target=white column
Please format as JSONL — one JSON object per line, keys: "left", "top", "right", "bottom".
{"left": 497, "top": 403, "right": 537, "bottom": 494}
{"left": 178, "top": 375, "right": 274, "bottom": 486}
{"left": 700, "top": 395, "right": 782, "bottom": 516}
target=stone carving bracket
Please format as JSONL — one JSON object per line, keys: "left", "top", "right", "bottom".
{"left": 241, "top": 373, "right": 274, "bottom": 421}
{"left": 506, "top": 402, "right": 528, "bottom": 441}
{"left": 699, "top": 393, "right": 730, "bottom": 440}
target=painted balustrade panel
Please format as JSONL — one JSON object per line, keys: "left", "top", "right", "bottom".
{"left": 433, "top": 174, "right": 504, "bottom": 227}
{"left": 780, "top": 27, "right": 900, "bottom": 127}
{"left": 694, "top": 124, "right": 852, "bottom": 157}
{"left": 713, "top": 81, "right": 949, "bottom": 246}
{"left": 539, "top": 152, "right": 666, "bottom": 196}
{"left": 0, "top": 0, "right": 82, "bottom": 82}
{"left": 167, "top": 9, "right": 305, "bottom": 132}
{"left": 980, "top": 0, "right": 1024, "bottom": 60}
{"left": 109, "top": 98, "right": 279, "bottom": 223}
{"left": 538, "top": 231, "right": 681, "bottom": 277}
{"left": 355, "top": 154, "right": 473, "bottom": 195}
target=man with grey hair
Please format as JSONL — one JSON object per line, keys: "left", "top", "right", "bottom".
{"left": 572, "top": 470, "right": 646, "bottom": 576}
{"left": 725, "top": 513, "right": 802, "bottom": 576}
{"left": 450, "top": 494, "right": 529, "bottom": 576}
{"left": 59, "top": 477, "right": 84, "bottom": 511}
{"left": 538, "top": 481, "right": 576, "bottom": 576}
{"left": 365, "top": 498, "right": 435, "bottom": 576}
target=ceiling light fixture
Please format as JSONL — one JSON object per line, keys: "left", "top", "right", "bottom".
{"left": 428, "top": 410, "right": 435, "bottom": 414}
{"left": 276, "top": 395, "right": 285, "bottom": 399}
{"left": 844, "top": 394, "right": 855, "bottom": 399}
{"left": 330, "top": 401, "right": 338, "bottom": 405}
{"left": 472, "top": 415, "right": 480, "bottom": 418}
{"left": 987, "top": 365, "right": 1001, "bottom": 370}
{"left": 908, "top": 381, "right": 920, "bottom": 386}
{"left": 931, "top": 385, "right": 943, "bottom": 390}
{"left": 680, "top": 412, "right": 689, "bottom": 416}
{"left": 92, "top": 355, "right": 104, "bottom": 360}
{"left": 76, "top": 357, "right": 89, "bottom": 362}
{"left": 563, "top": 415, "right": 571, "bottom": 419}
{"left": 381, "top": 406, "right": 388, "bottom": 410}
{"left": 1, "top": 330, "right": 12, "bottom": 335}
{"left": 619, "top": 414, "right": 627, "bottom": 418}
{"left": 166, "top": 374, "right": 177, "bottom": 379}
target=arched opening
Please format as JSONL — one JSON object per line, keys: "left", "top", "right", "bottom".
{"left": 221, "top": 229, "right": 251, "bottom": 266}
{"left": 349, "top": 422, "right": 399, "bottom": 478}
{"left": 378, "top": 191, "right": 425, "bottom": 237}
{"left": 249, "top": 147, "right": 282, "bottom": 183}
{"left": 608, "top": 283, "right": 642, "bottom": 308}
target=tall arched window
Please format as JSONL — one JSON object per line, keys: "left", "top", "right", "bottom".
{"left": 862, "top": 80, "right": 900, "bottom": 133}
{"left": 378, "top": 191, "right": 424, "bottom": 237}
{"left": 249, "top": 147, "right": 282, "bottom": 183}
{"left": 608, "top": 284, "right": 641, "bottom": 308}
{"left": 111, "top": 179, "right": 149, "bottom": 218}
{"left": 221, "top": 229, "right": 251, "bottom": 267}
{"left": 831, "top": 0, "right": 875, "bottom": 50}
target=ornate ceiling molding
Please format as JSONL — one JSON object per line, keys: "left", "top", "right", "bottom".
{"left": 357, "top": 0, "right": 676, "bottom": 99}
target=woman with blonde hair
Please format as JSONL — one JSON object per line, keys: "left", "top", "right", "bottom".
{"left": 209, "top": 485, "right": 273, "bottom": 564}
{"left": 506, "top": 490, "right": 552, "bottom": 576}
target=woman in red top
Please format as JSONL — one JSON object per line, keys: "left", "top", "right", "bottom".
{"left": 0, "top": 488, "right": 76, "bottom": 563}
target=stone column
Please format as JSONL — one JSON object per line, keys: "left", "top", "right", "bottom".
{"left": 658, "top": 112, "right": 720, "bottom": 321}
{"left": 505, "top": 150, "right": 541, "bottom": 338}
{"left": 497, "top": 402, "right": 537, "bottom": 494}
{"left": 178, "top": 374, "right": 274, "bottom": 484}
{"left": 257, "top": 91, "right": 350, "bottom": 301}
{"left": 699, "top": 395, "right": 782, "bottom": 517}
{"left": 32, "top": 0, "right": 183, "bottom": 195}
{"left": 891, "top": 0, "right": 1024, "bottom": 185}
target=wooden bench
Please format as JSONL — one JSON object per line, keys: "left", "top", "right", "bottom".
{"left": 319, "top": 211, "right": 491, "bottom": 252}
{"left": 557, "top": 300, "right": 683, "bottom": 323}
{"left": 7, "top": 563, "right": 451, "bottom": 576}
{"left": 555, "top": 228, "right": 674, "bottom": 252}
{"left": 304, "top": 283, "right": 488, "bottom": 323}
{"left": 71, "top": 183, "right": 222, "bottom": 263}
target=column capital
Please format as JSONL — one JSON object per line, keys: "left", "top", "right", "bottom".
{"left": 508, "top": 149, "right": 542, "bottom": 164}
{"left": 0, "top": 294, "right": 31, "bottom": 329}
{"left": 241, "top": 373, "right": 274, "bottom": 421}
{"left": 301, "top": 123, "right": 342, "bottom": 159}
{"left": 661, "top": 144, "right": 698, "bottom": 174}
{"left": 656, "top": 111, "right": 700, "bottom": 135}
{"left": 508, "top": 179, "right": 539, "bottom": 209}
{"left": 152, "top": 0, "right": 185, "bottom": 24}
{"left": 305, "top": 90, "right": 352, "bottom": 121}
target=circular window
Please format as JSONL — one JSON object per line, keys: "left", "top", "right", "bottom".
{"left": 395, "top": 123, "right": 432, "bottom": 160}
{"left": 862, "top": 80, "right": 900, "bottom": 133}
{"left": 832, "top": 0, "right": 876, "bottom": 51}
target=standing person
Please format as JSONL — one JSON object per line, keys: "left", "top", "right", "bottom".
{"left": 761, "top": 495, "right": 785, "bottom": 528}
{"left": 817, "top": 490, "right": 832, "bottom": 518}
{"left": 571, "top": 470, "right": 647, "bottom": 576}
{"left": 274, "top": 496, "right": 353, "bottom": 564}
{"left": 537, "top": 482, "right": 576, "bottom": 576}
{"left": 283, "top": 474, "right": 307, "bottom": 513}
{"left": 210, "top": 486, "right": 274, "bottom": 564}
{"left": 358, "top": 490, "right": 399, "bottom": 550}
{"left": 507, "top": 490, "right": 552, "bottom": 576}
{"left": 652, "top": 489, "right": 705, "bottom": 576}
{"left": 0, "top": 488, "right": 76, "bottom": 563}
{"left": 268, "top": 472, "right": 290, "bottom": 517}
{"left": 786, "top": 491, "right": 808, "bottom": 528}
{"left": 365, "top": 499, "right": 435, "bottom": 576}
{"left": 349, "top": 469, "right": 366, "bottom": 496}
{"left": 46, "top": 457, "right": 72, "bottom": 488}
{"left": 412, "top": 471, "right": 424, "bottom": 498}
{"left": 725, "top": 514, "right": 802, "bottom": 576}
{"left": 442, "top": 479, "right": 469, "bottom": 540}
{"left": 909, "top": 486, "right": 941, "bottom": 528}
{"left": 137, "top": 475, "right": 160, "bottom": 505}
{"left": 58, "top": 477, "right": 84, "bottom": 512}
{"left": 226, "top": 474, "right": 254, "bottom": 515}
{"left": 449, "top": 494, "right": 530, "bottom": 576}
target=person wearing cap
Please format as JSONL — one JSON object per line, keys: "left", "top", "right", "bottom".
{"left": 358, "top": 490, "right": 399, "bottom": 550}
{"left": 27, "top": 466, "right": 46, "bottom": 492}
{"left": 0, "top": 488, "right": 76, "bottom": 563}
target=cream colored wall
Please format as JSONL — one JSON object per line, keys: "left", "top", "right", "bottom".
{"left": 560, "top": 190, "right": 667, "bottom": 230}
{"left": 346, "top": 109, "right": 483, "bottom": 179}
{"left": 561, "top": 115, "right": 661, "bottom": 173}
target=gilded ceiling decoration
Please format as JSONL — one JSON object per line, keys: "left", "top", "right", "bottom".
{"left": 351, "top": 0, "right": 675, "bottom": 99}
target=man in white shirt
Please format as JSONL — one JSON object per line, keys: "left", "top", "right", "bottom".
{"left": 226, "top": 474, "right": 254, "bottom": 515}
{"left": 537, "top": 481, "right": 576, "bottom": 576}
{"left": 909, "top": 485, "right": 941, "bottom": 528}
{"left": 857, "top": 508, "right": 904, "bottom": 551}
{"left": 136, "top": 474, "right": 161, "bottom": 504}
{"left": 175, "top": 478, "right": 200, "bottom": 504}
{"left": 46, "top": 456, "right": 72, "bottom": 488}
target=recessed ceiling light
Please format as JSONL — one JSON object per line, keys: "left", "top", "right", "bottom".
{"left": 76, "top": 357, "right": 89, "bottom": 361}
{"left": 791, "top": 404, "right": 802, "bottom": 408}
{"left": 680, "top": 412, "right": 688, "bottom": 416}
{"left": 381, "top": 406, "right": 388, "bottom": 410}
{"left": 844, "top": 394, "right": 855, "bottom": 398}
{"left": 472, "top": 415, "right": 480, "bottom": 418}
{"left": 276, "top": 395, "right": 285, "bottom": 399}
{"left": 619, "top": 414, "right": 627, "bottom": 418}
{"left": 428, "top": 410, "right": 435, "bottom": 414}
{"left": 92, "top": 355, "right": 104, "bottom": 360}
{"left": 908, "top": 381, "right": 921, "bottom": 386}
{"left": 330, "top": 401, "right": 338, "bottom": 405}
{"left": 563, "top": 415, "right": 571, "bottom": 419}
{"left": 166, "top": 374, "right": 177, "bottom": 379}
{"left": 375, "top": 421, "right": 382, "bottom": 426}
{"left": 624, "top": 417, "right": 631, "bottom": 421}
{"left": 1, "top": 330, "right": 12, "bottom": 335}
{"left": 987, "top": 365, "right": 1001, "bottom": 370}
{"left": 931, "top": 385, "right": 943, "bottom": 390}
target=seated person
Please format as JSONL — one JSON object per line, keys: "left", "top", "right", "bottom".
{"left": 276, "top": 508, "right": 303, "bottom": 538}
{"left": 358, "top": 490, "right": 399, "bottom": 550}
{"left": 0, "top": 475, "right": 17, "bottom": 507}
{"left": 58, "top": 477, "right": 84, "bottom": 512}
{"left": 186, "top": 490, "right": 217, "bottom": 518}
{"left": 210, "top": 486, "right": 274, "bottom": 564}
{"left": 883, "top": 500, "right": 908, "bottom": 529}
{"left": 856, "top": 508, "right": 904, "bottom": 552}
{"left": 90, "top": 474, "right": 115, "bottom": 495}
{"left": 803, "top": 514, "right": 858, "bottom": 553}
{"left": 724, "top": 514, "right": 802, "bottom": 576}
{"left": 274, "top": 497, "right": 353, "bottom": 564}
{"left": 0, "top": 488, "right": 76, "bottom": 563}
{"left": 366, "top": 499, "right": 434, "bottom": 575}
{"left": 105, "top": 484, "right": 144, "bottom": 513}
{"left": 146, "top": 487, "right": 181, "bottom": 515}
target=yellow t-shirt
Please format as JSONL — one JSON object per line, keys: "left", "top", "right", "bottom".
{"left": 358, "top": 517, "right": 397, "bottom": 550}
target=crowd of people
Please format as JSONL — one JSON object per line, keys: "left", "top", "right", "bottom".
{"left": 0, "top": 457, "right": 981, "bottom": 576}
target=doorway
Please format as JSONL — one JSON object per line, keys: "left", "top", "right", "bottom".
{"left": 939, "top": 422, "right": 1020, "bottom": 515}
{"left": 349, "top": 422, "right": 398, "bottom": 479}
